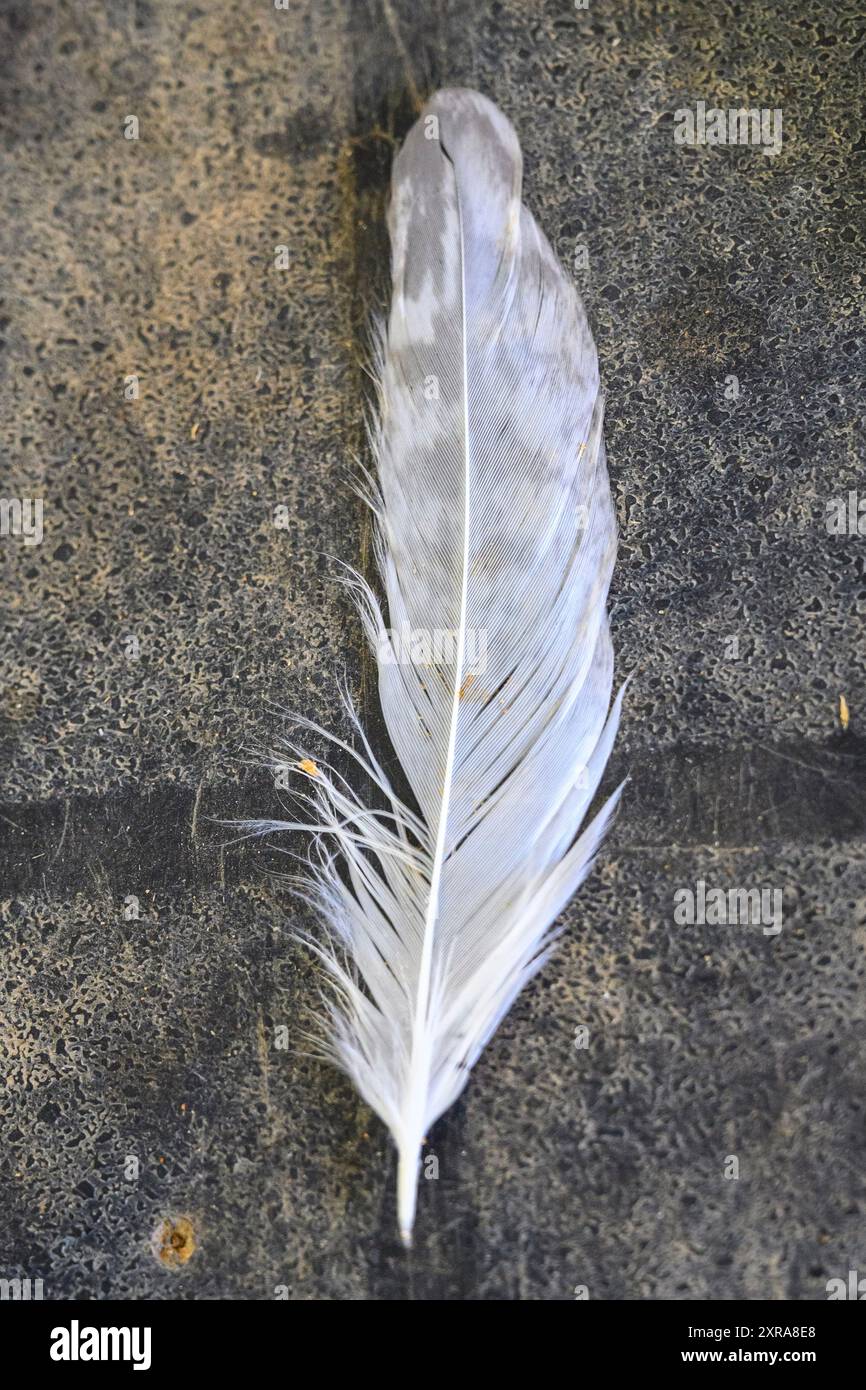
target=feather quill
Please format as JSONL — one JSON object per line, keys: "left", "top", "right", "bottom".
{"left": 263, "top": 89, "right": 623, "bottom": 1244}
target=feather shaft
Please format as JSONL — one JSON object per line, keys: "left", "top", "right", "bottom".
{"left": 397, "top": 185, "right": 474, "bottom": 1245}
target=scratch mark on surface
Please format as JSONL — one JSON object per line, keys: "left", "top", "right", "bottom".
{"left": 190, "top": 777, "right": 205, "bottom": 845}
{"left": 256, "top": 1006, "right": 276, "bottom": 1145}
{"left": 379, "top": 0, "right": 423, "bottom": 111}
{"left": 52, "top": 800, "right": 71, "bottom": 864}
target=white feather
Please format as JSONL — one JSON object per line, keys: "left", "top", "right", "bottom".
{"left": 260, "top": 89, "right": 623, "bottom": 1244}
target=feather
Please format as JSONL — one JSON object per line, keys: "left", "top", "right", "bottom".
{"left": 260, "top": 88, "right": 623, "bottom": 1244}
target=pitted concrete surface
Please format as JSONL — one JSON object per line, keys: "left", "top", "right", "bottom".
{"left": 1, "top": 0, "right": 864, "bottom": 1299}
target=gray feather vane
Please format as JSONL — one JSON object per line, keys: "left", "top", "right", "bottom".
{"left": 262, "top": 89, "right": 623, "bottom": 1244}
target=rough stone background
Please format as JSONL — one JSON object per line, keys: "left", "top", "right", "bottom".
{"left": 1, "top": 0, "right": 864, "bottom": 1300}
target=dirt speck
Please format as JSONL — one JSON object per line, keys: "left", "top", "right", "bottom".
{"left": 152, "top": 1216, "right": 196, "bottom": 1268}
{"left": 839, "top": 694, "right": 850, "bottom": 730}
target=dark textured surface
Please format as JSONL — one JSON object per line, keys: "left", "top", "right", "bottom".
{"left": 1, "top": 0, "right": 865, "bottom": 1300}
